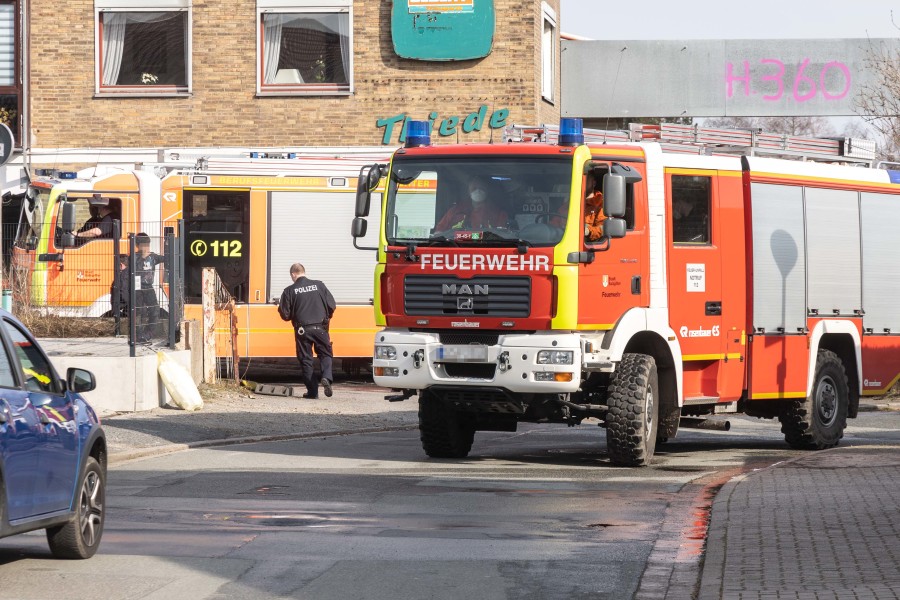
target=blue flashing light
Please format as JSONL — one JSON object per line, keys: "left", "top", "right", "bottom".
{"left": 250, "top": 152, "right": 261, "bottom": 158}
{"left": 405, "top": 120, "right": 431, "bottom": 148}
{"left": 558, "top": 118, "right": 584, "bottom": 146}
{"left": 288, "top": 152, "right": 297, "bottom": 159}
{"left": 888, "top": 170, "right": 900, "bottom": 184}
{"left": 57, "top": 171, "right": 78, "bottom": 179}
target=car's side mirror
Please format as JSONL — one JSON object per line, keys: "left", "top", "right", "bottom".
{"left": 66, "top": 368, "right": 96, "bottom": 393}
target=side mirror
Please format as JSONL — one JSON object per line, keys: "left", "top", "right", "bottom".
{"left": 604, "top": 217, "right": 627, "bottom": 239}
{"left": 60, "top": 200, "right": 77, "bottom": 232}
{"left": 66, "top": 367, "right": 96, "bottom": 393}
{"left": 356, "top": 164, "right": 382, "bottom": 217}
{"left": 611, "top": 162, "right": 643, "bottom": 184}
{"left": 367, "top": 164, "right": 384, "bottom": 192}
{"left": 351, "top": 217, "right": 368, "bottom": 239}
{"left": 602, "top": 174, "right": 626, "bottom": 218}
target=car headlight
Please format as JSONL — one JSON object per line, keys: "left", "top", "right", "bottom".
{"left": 375, "top": 345, "right": 397, "bottom": 360}
{"left": 536, "top": 350, "right": 574, "bottom": 365}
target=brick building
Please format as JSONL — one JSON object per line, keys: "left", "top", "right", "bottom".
{"left": 6, "top": 0, "right": 560, "bottom": 175}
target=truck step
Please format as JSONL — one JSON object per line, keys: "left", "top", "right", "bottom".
{"left": 682, "top": 395, "right": 720, "bottom": 406}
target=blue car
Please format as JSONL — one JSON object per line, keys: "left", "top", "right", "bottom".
{"left": 0, "top": 309, "right": 106, "bottom": 558}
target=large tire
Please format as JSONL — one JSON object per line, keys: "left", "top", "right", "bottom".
{"left": 606, "top": 354, "right": 659, "bottom": 467}
{"left": 779, "top": 349, "right": 848, "bottom": 450}
{"left": 46, "top": 456, "right": 105, "bottom": 559}
{"left": 419, "top": 393, "right": 475, "bottom": 458}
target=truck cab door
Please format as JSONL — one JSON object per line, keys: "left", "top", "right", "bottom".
{"left": 577, "top": 162, "right": 649, "bottom": 328}
{"left": 665, "top": 171, "right": 726, "bottom": 401}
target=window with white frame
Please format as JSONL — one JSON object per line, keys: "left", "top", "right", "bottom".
{"left": 258, "top": 0, "right": 351, "bottom": 94}
{"left": 541, "top": 2, "right": 556, "bottom": 102}
{"left": 95, "top": 0, "right": 190, "bottom": 93}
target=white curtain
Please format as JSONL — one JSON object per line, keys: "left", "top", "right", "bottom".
{"left": 263, "top": 14, "right": 284, "bottom": 84}
{"left": 337, "top": 13, "right": 349, "bottom": 85}
{"left": 101, "top": 13, "right": 127, "bottom": 86}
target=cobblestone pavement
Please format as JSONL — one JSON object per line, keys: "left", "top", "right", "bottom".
{"left": 698, "top": 401, "right": 900, "bottom": 600}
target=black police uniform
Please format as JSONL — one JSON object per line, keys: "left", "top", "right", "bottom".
{"left": 135, "top": 250, "right": 165, "bottom": 342}
{"left": 278, "top": 275, "right": 336, "bottom": 398}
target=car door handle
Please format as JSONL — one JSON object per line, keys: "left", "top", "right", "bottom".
{"left": 705, "top": 301, "right": 722, "bottom": 316}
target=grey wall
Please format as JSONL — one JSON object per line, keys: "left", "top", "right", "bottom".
{"left": 562, "top": 38, "right": 899, "bottom": 118}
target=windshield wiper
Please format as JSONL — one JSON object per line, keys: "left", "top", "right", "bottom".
{"left": 425, "top": 235, "right": 460, "bottom": 247}
{"left": 477, "top": 230, "right": 533, "bottom": 250}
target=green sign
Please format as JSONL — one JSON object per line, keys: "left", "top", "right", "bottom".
{"left": 391, "top": 0, "right": 494, "bottom": 61}
{"left": 376, "top": 105, "right": 509, "bottom": 145}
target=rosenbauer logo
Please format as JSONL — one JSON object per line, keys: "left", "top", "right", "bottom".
{"left": 420, "top": 253, "right": 550, "bottom": 272}
{"left": 679, "top": 325, "right": 720, "bottom": 338}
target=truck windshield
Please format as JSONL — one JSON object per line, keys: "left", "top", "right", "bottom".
{"left": 385, "top": 157, "right": 572, "bottom": 247}
{"left": 14, "top": 187, "right": 48, "bottom": 250}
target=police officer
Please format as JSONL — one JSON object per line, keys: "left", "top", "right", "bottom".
{"left": 277, "top": 263, "right": 336, "bottom": 399}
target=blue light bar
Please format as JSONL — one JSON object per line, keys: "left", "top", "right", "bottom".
{"left": 405, "top": 120, "right": 431, "bottom": 148}
{"left": 559, "top": 118, "right": 584, "bottom": 146}
{"left": 888, "top": 170, "right": 900, "bottom": 184}
{"left": 57, "top": 171, "right": 77, "bottom": 179}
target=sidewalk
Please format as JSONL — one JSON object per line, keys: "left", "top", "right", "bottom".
{"left": 101, "top": 381, "right": 419, "bottom": 463}
{"left": 698, "top": 444, "right": 900, "bottom": 600}
{"left": 698, "top": 399, "right": 900, "bottom": 600}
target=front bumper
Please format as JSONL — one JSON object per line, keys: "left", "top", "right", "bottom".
{"left": 372, "top": 329, "right": 582, "bottom": 393}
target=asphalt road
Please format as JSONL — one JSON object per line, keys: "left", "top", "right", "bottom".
{"left": 0, "top": 409, "right": 898, "bottom": 600}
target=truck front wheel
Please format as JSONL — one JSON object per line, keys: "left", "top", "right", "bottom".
{"left": 606, "top": 354, "right": 659, "bottom": 467}
{"left": 418, "top": 392, "right": 475, "bottom": 458}
{"left": 779, "top": 349, "right": 848, "bottom": 450}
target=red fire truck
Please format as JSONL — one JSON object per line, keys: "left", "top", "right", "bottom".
{"left": 353, "top": 119, "right": 897, "bottom": 466}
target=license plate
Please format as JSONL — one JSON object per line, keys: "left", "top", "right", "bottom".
{"left": 437, "top": 345, "right": 489, "bottom": 362}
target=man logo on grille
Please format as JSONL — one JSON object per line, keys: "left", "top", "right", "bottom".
{"left": 442, "top": 284, "right": 489, "bottom": 295}
{"left": 457, "top": 297, "right": 474, "bottom": 310}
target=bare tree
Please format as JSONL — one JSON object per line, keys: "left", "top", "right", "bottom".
{"left": 855, "top": 35, "right": 900, "bottom": 161}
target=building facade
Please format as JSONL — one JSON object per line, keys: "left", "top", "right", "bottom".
{"left": 17, "top": 0, "right": 559, "bottom": 162}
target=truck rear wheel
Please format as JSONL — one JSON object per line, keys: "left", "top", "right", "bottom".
{"left": 606, "top": 353, "right": 659, "bottom": 467}
{"left": 418, "top": 392, "right": 475, "bottom": 458}
{"left": 779, "top": 349, "right": 848, "bottom": 450}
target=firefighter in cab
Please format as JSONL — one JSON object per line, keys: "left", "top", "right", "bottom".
{"left": 277, "top": 263, "right": 336, "bottom": 399}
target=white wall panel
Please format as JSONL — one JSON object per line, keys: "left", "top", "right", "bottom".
{"left": 751, "top": 183, "right": 806, "bottom": 333}
{"left": 805, "top": 187, "right": 860, "bottom": 316}
{"left": 861, "top": 192, "right": 900, "bottom": 332}
{"left": 269, "top": 191, "right": 380, "bottom": 304}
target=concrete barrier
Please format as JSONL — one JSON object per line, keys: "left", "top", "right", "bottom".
{"left": 43, "top": 339, "right": 194, "bottom": 413}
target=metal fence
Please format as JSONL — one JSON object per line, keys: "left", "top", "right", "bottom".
{"left": 116, "top": 228, "right": 185, "bottom": 357}
{"left": 1, "top": 219, "right": 184, "bottom": 352}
